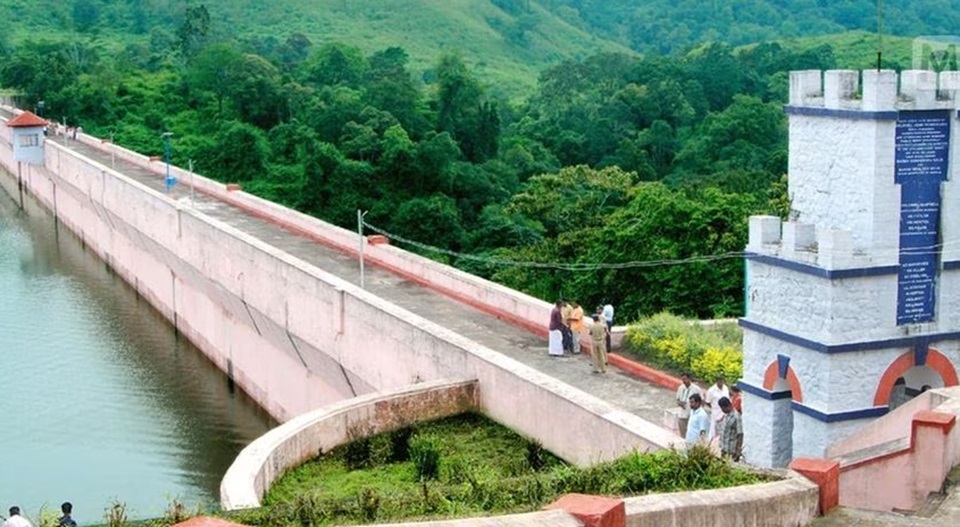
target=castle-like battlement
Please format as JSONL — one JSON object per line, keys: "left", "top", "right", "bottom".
{"left": 748, "top": 215, "right": 896, "bottom": 270}
{"left": 790, "top": 69, "right": 960, "bottom": 111}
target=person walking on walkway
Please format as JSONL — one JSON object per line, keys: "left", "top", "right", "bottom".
{"left": 560, "top": 301, "right": 574, "bottom": 353}
{"left": 705, "top": 375, "right": 730, "bottom": 438}
{"left": 589, "top": 313, "right": 608, "bottom": 373}
{"left": 3, "top": 507, "right": 32, "bottom": 527}
{"left": 675, "top": 372, "right": 702, "bottom": 438}
{"left": 602, "top": 302, "right": 614, "bottom": 351}
{"left": 718, "top": 397, "right": 743, "bottom": 461}
{"left": 685, "top": 393, "right": 710, "bottom": 447}
{"left": 548, "top": 300, "right": 565, "bottom": 357}
{"left": 569, "top": 302, "right": 584, "bottom": 354}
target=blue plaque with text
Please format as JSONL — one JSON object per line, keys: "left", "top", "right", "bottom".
{"left": 895, "top": 110, "right": 950, "bottom": 325}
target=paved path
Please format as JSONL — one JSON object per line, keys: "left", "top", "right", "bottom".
{"left": 45, "top": 132, "right": 677, "bottom": 427}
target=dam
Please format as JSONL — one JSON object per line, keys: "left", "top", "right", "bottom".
{"left": 0, "top": 106, "right": 678, "bottom": 520}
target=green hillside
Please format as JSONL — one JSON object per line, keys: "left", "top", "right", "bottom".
{"left": 776, "top": 31, "right": 916, "bottom": 71}
{"left": 0, "top": 0, "right": 631, "bottom": 96}
{"left": 538, "top": 0, "right": 960, "bottom": 55}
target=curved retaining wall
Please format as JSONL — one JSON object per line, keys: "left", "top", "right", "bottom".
{"left": 222, "top": 376, "right": 818, "bottom": 524}
{"left": 221, "top": 379, "right": 479, "bottom": 510}
{"left": 0, "top": 110, "right": 678, "bottom": 470}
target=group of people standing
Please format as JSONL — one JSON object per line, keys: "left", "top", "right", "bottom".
{"left": 2, "top": 503, "right": 76, "bottom": 527}
{"left": 548, "top": 300, "right": 615, "bottom": 374}
{"left": 676, "top": 374, "right": 744, "bottom": 461}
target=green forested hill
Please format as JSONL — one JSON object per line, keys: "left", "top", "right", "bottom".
{"left": 0, "top": 0, "right": 951, "bottom": 93}
{"left": 540, "top": 0, "right": 960, "bottom": 54}
{"left": 0, "top": 0, "right": 631, "bottom": 95}
{"left": 0, "top": 0, "right": 953, "bottom": 321}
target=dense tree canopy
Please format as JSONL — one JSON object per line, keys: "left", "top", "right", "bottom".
{"left": 0, "top": 3, "right": 847, "bottom": 320}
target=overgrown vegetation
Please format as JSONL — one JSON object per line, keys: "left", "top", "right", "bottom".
{"left": 623, "top": 312, "right": 743, "bottom": 382}
{"left": 235, "top": 413, "right": 764, "bottom": 525}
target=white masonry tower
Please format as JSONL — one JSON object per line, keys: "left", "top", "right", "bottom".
{"left": 741, "top": 70, "right": 960, "bottom": 467}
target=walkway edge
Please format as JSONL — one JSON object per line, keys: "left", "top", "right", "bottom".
{"left": 607, "top": 353, "right": 683, "bottom": 391}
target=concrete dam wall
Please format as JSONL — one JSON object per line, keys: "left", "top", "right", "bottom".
{"left": 0, "top": 112, "right": 675, "bottom": 465}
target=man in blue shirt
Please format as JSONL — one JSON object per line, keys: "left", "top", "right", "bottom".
{"left": 685, "top": 393, "right": 711, "bottom": 447}
{"left": 58, "top": 502, "right": 76, "bottom": 527}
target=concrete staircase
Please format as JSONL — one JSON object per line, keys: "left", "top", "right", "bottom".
{"left": 811, "top": 466, "right": 960, "bottom": 526}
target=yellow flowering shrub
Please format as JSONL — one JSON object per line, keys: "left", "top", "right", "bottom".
{"left": 691, "top": 346, "right": 743, "bottom": 382}
{"left": 653, "top": 335, "right": 689, "bottom": 366}
{"left": 623, "top": 312, "right": 742, "bottom": 383}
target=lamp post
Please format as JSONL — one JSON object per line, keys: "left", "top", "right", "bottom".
{"left": 188, "top": 159, "right": 195, "bottom": 206}
{"left": 358, "top": 209, "right": 368, "bottom": 288}
{"left": 162, "top": 132, "right": 175, "bottom": 193}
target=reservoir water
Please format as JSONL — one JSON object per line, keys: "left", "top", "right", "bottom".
{"left": 0, "top": 182, "right": 275, "bottom": 523}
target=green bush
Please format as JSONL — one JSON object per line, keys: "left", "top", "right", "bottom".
{"left": 525, "top": 439, "right": 547, "bottom": 472}
{"left": 389, "top": 426, "right": 414, "bottom": 462}
{"left": 343, "top": 436, "right": 372, "bottom": 470}
{"left": 410, "top": 434, "right": 442, "bottom": 481}
{"left": 357, "top": 487, "right": 381, "bottom": 522}
{"left": 623, "top": 311, "right": 742, "bottom": 383}
{"left": 258, "top": 413, "right": 768, "bottom": 526}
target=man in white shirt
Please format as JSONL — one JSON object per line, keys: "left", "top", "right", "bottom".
{"left": 601, "top": 303, "right": 614, "bottom": 351}
{"left": 675, "top": 372, "right": 702, "bottom": 437}
{"left": 705, "top": 375, "right": 731, "bottom": 438}
{"left": 3, "top": 507, "right": 33, "bottom": 527}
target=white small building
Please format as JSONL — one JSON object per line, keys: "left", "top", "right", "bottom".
{"left": 7, "top": 111, "right": 47, "bottom": 165}
{"left": 742, "top": 70, "right": 960, "bottom": 467}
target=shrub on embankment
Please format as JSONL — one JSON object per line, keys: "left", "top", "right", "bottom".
{"left": 231, "top": 413, "right": 764, "bottom": 526}
{"left": 622, "top": 312, "right": 743, "bottom": 383}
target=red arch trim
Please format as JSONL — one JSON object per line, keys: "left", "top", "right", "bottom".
{"left": 873, "top": 348, "right": 959, "bottom": 407}
{"left": 762, "top": 361, "right": 804, "bottom": 403}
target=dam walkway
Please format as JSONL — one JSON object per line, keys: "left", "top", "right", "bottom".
{"left": 39, "top": 131, "right": 676, "bottom": 426}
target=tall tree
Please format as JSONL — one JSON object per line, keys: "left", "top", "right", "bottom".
{"left": 435, "top": 54, "right": 500, "bottom": 163}
{"left": 185, "top": 44, "right": 244, "bottom": 116}
{"left": 72, "top": 0, "right": 100, "bottom": 33}
{"left": 177, "top": 4, "right": 211, "bottom": 60}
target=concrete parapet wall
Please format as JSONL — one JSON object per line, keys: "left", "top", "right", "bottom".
{"left": 345, "top": 473, "right": 818, "bottom": 527}
{"left": 622, "top": 474, "right": 818, "bottom": 527}
{"left": 220, "top": 379, "right": 480, "bottom": 510}
{"left": 218, "top": 184, "right": 557, "bottom": 338}
{"left": 831, "top": 386, "right": 960, "bottom": 512}
{"left": 789, "top": 69, "right": 960, "bottom": 111}
{"left": 826, "top": 390, "right": 944, "bottom": 459}
{"left": 68, "top": 117, "right": 585, "bottom": 344}
{"left": 0, "top": 108, "right": 679, "bottom": 475}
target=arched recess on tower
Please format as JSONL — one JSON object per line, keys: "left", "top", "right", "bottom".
{"left": 762, "top": 354, "right": 804, "bottom": 402}
{"left": 873, "top": 347, "right": 959, "bottom": 408}
{"left": 760, "top": 354, "right": 803, "bottom": 467}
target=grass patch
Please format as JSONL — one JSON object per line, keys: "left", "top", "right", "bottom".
{"left": 235, "top": 413, "right": 766, "bottom": 526}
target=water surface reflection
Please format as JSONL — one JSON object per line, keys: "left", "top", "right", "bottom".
{"left": 0, "top": 183, "right": 275, "bottom": 523}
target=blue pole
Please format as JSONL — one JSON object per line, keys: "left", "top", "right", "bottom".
{"left": 163, "top": 132, "right": 175, "bottom": 192}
